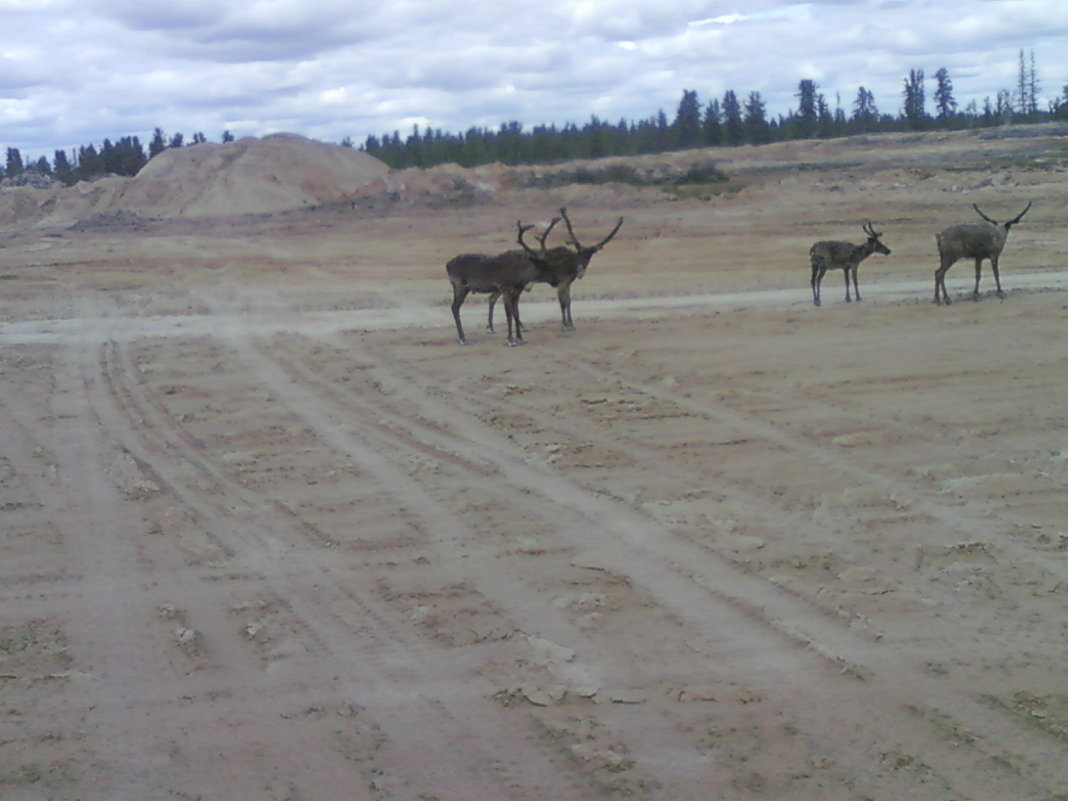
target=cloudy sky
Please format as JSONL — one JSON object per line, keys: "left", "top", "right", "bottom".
{"left": 2, "top": 0, "right": 1066, "bottom": 160}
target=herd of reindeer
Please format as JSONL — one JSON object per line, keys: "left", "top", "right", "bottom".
{"left": 446, "top": 202, "right": 1033, "bottom": 345}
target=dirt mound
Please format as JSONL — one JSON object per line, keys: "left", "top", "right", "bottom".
{"left": 129, "top": 134, "right": 391, "bottom": 218}
{"left": 0, "top": 134, "right": 391, "bottom": 227}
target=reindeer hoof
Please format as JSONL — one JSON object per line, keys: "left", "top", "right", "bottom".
{"left": 457, "top": 337, "right": 469, "bottom": 346}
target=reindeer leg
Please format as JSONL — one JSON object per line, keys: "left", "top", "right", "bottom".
{"left": 504, "top": 290, "right": 525, "bottom": 347}
{"left": 852, "top": 265, "right": 862, "bottom": 302}
{"left": 486, "top": 291, "right": 499, "bottom": 332}
{"left": 811, "top": 262, "right": 824, "bottom": 307}
{"left": 972, "top": 257, "right": 983, "bottom": 300}
{"left": 558, "top": 283, "right": 574, "bottom": 330}
{"left": 934, "top": 257, "right": 953, "bottom": 305}
{"left": 452, "top": 287, "right": 470, "bottom": 345}
{"left": 844, "top": 267, "right": 853, "bottom": 302}
{"left": 990, "top": 255, "right": 1005, "bottom": 298}
{"left": 513, "top": 290, "right": 527, "bottom": 343}
{"left": 518, "top": 286, "right": 531, "bottom": 332}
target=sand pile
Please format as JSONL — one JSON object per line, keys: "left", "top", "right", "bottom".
{"left": 0, "top": 133, "right": 392, "bottom": 227}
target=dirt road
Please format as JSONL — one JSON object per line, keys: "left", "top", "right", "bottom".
{"left": 2, "top": 130, "right": 1068, "bottom": 800}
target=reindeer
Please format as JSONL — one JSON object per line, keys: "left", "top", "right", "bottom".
{"left": 933, "top": 202, "right": 1032, "bottom": 305}
{"left": 488, "top": 207, "right": 624, "bottom": 332}
{"left": 446, "top": 222, "right": 556, "bottom": 346}
{"left": 809, "top": 222, "right": 891, "bottom": 307}
{"left": 485, "top": 216, "right": 560, "bottom": 334}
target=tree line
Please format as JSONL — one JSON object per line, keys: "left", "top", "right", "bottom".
{"left": 2, "top": 51, "right": 1065, "bottom": 185}
{"left": 2, "top": 128, "right": 236, "bottom": 187}
{"left": 364, "top": 53, "right": 1066, "bottom": 168}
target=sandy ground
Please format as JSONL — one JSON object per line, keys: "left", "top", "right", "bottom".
{"left": 2, "top": 129, "right": 1068, "bottom": 800}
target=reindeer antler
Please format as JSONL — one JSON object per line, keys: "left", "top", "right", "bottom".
{"left": 516, "top": 220, "right": 537, "bottom": 254}
{"left": 559, "top": 207, "right": 624, "bottom": 253}
{"left": 517, "top": 217, "right": 559, "bottom": 255}
{"left": 559, "top": 207, "right": 582, "bottom": 250}
{"left": 594, "top": 217, "right": 625, "bottom": 250}
{"left": 1007, "top": 201, "right": 1033, "bottom": 227}
{"left": 536, "top": 217, "right": 561, "bottom": 251}
{"left": 972, "top": 204, "right": 998, "bottom": 225}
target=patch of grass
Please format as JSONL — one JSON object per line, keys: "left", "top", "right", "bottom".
{"left": 663, "top": 180, "right": 744, "bottom": 201}
{"left": 674, "top": 165, "right": 731, "bottom": 185}
{"left": 523, "top": 161, "right": 731, "bottom": 190}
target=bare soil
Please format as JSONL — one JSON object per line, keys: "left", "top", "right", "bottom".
{"left": 2, "top": 127, "right": 1068, "bottom": 801}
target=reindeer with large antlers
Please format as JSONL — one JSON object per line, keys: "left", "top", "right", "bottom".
{"left": 488, "top": 207, "right": 624, "bottom": 332}
{"left": 446, "top": 222, "right": 558, "bottom": 346}
{"left": 485, "top": 216, "right": 560, "bottom": 333}
{"left": 934, "top": 202, "right": 1032, "bottom": 305}
{"left": 809, "top": 221, "right": 892, "bottom": 307}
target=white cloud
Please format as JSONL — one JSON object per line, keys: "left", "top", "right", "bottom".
{"left": 1, "top": 0, "right": 1066, "bottom": 159}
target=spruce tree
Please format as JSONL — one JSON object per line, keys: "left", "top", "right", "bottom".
{"left": 743, "top": 92, "right": 770, "bottom": 144}
{"left": 851, "top": 87, "right": 878, "bottom": 129}
{"left": 53, "top": 150, "right": 75, "bottom": 185}
{"left": 672, "top": 89, "right": 703, "bottom": 149}
{"left": 1028, "top": 50, "right": 1040, "bottom": 115}
{"left": 1017, "top": 49, "right": 1040, "bottom": 115}
{"left": 5, "top": 147, "right": 24, "bottom": 177}
{"left": 702, "top": 99, "right": 723, "bottom": 145}
{"left": 722, "top": 90, "right": 744, "bottom": 145}
{"left": 796, "top": 79, "right": 819, "bottom": 137}
{"left": 902, "top": 68, "right": 926, "bottom": 129}
{"left": 149, "top": 127, "right": 166, "bottom": 158}
{"left": 934, "top": 68, "right": 957, "bottom": 121}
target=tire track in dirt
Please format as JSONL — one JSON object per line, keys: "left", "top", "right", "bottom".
{"left": 27, "top": 327, "right": 289, "bottom": 800}
{"left": 443, "top": 352, "right": 1066, "bottom": 642}
{"left": 6, "top": 286, "right": 1059, "bottom": 798}
{"left": 4, "top": 315, "right": 429, "bottom": 799}
{"left": 92, "top": 332, "right": 597, "bottom": 800}
{"left": 229, "top": 334, "right": 806, "bottom": 799}
{"left": 555, "top": 357, "right": 1068, "bottom": 791}
{"left": 260, "top": 334, "right": 1064, "bottom": 800}
{"left": 214, "top": 328, "right": 691, "bottom": 798}
{"left": 553, "top": 360, "right": 1068, "bottom": 787}
{"left": 419, "top": 354, "right": 1052, "bottom": 635}
{"left": 573, "top": 361, "right": 1068, "bottom": 587}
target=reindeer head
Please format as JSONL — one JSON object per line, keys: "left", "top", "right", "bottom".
{"left": 863, "top": 221, "right": 891, "bottom": 256}
{"left": 559, "top": 207, "right": 624, "bottom": 279}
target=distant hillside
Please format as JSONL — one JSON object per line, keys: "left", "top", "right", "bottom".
{"left": 0, "top": 134, "right": 391, "bottom": 228}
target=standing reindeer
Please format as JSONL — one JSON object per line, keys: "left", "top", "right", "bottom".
{"left": 488, "top": 207, "right": 624, "bottom": 332}
{"left": 934, "top": 202, "right": 1032, "bottom": 305}
{"left": 809, "top": 222, "right": 891, "bottom": 307}
{"left": 446, "top": 222, "right": 557, "bottom": 346}
{"left": 485, "top": 215, "right": 560, "bottom": 334}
